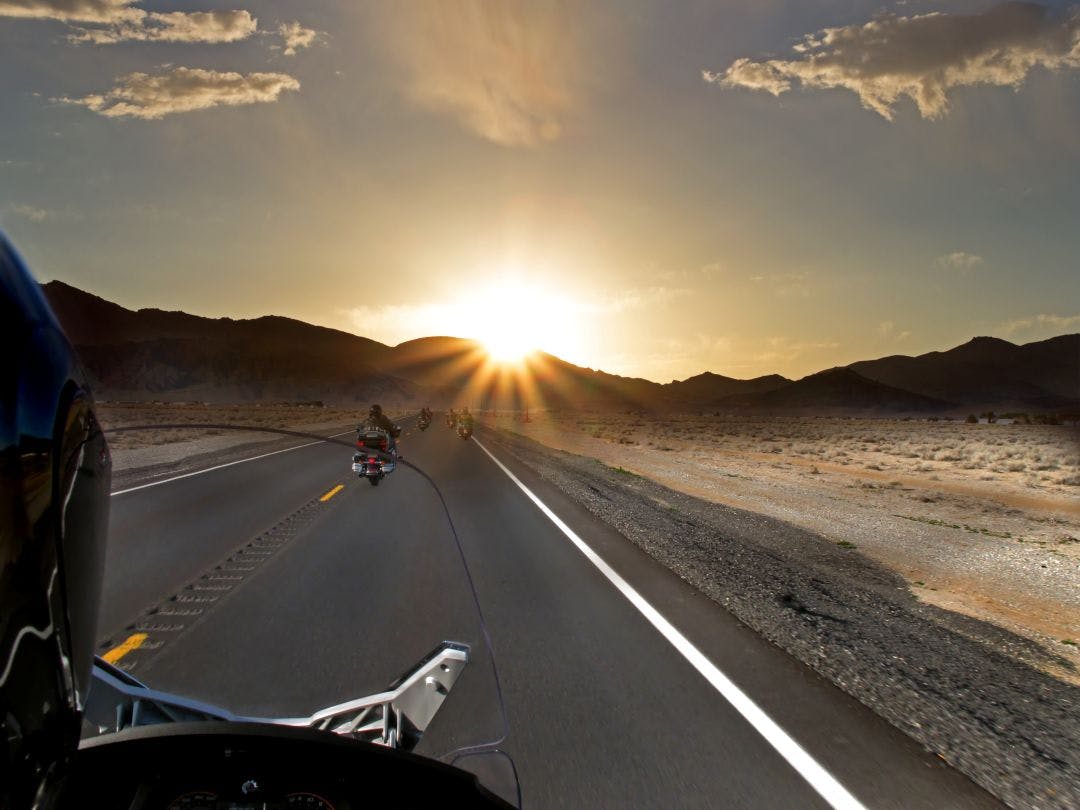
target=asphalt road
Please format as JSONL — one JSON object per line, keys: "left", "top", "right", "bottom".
{"left": 100, "top": 418, "right": 1000, "bottom": 809}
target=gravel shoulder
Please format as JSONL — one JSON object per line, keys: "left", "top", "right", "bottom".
{"left": 485, "top": 413, "right": 1080, "bottom": 684}
{"left": 480, "top": 427, "right": 1080, "bottom": 810}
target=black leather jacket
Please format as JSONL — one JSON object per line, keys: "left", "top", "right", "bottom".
{"left": 367, "top": 411, "right": 400, "bottom": 437}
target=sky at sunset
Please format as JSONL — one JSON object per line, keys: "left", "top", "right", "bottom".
{"left": 1, "top": 1, "right": 1079, "bottom": 381}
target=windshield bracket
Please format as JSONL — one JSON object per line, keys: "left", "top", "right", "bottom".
{"left": 84, "top": 642, "right": 469, "bottom": 753}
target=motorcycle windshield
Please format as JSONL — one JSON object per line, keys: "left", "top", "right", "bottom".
{"left": 86, "top": 422, "right": 516, "bottom": 804}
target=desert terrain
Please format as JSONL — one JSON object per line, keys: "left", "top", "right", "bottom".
{"left": 482, "top": 410, "right": 1080, "bottom": 681}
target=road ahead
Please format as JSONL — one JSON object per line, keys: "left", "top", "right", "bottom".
{"left": 101, "top": 419, "right": 999, "bottom": 809}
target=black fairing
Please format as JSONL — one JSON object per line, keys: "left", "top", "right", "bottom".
{"left": 66, "top": 723, "right": 516, "bottom": 809}
{"left": 0, "top": 234, "right": 111, "bottom": 807}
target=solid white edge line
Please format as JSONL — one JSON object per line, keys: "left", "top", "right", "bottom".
{"left": 110, "top": 430, "right": 355, "bottom": 496}
{"left": 472, "top": 436, "right": 867, "bottom": 810}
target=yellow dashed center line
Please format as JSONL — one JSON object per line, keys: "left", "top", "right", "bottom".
{"left": 103, "top": 632, "right": 148, "bottom": 664}
{"left": 320, "top": 484, "right": 345, "bottom": 502}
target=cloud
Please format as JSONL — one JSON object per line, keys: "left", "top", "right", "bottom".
{"left": 70, "top": 10, "right": 256, "bottom": 44}
{"left": 5, "top": 203, "right": 49, "bottom": 221}
{"left": 605, "top": 286, "right": 691, "bottom": 312}
{"left": 707, "top": 2, "right": 1080, "bottom": 120}
{"left": 0, "top": 1, "right": 257, "bottom": 45}
{"left": 58, "top": 66, "right": 299, "bottom": 120}
{"left": 754, "top": 336, "right": 840, "bottom": 365}
{"left": 277, "top": 21, "right": 317, "bottom": 56}
{"left": 745, "top": 271, "right": 814, "bottom": 296}
{"left": 656, "top": 261, "right": 722, "bottom": 283}
{"left": 369, "top": 0, "right": 589, "bottom": 147}
{"left": 773, "top": 271, "right": 812, "bottom": 298}
{"left": 877, "top": 321, "right": 911, "bottom": 342}
{"left": 999, "top": 313, "right": 1080, "bottom": 335}
{"left": 936, "top": 251, "right": 984, "bottom": 271}
{"left": 0, "top": 0, "right": 141, "bottom": 24}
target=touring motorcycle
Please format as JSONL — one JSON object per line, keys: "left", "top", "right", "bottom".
{"left": 353, "top": 426, "right": 399, "bottom": 485}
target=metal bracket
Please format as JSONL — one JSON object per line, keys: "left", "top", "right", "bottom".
{"left": 84, "top": 642, "right": 468, "bottom": 752}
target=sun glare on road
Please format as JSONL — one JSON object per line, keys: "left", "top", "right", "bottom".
{"left": 468, "top": 279, "right": 583, "bottom": 365}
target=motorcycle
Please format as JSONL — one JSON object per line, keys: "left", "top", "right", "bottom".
{"left": 457, "top": 421, "right": 474, "bottom": 440}
{"left": 418, "top": 413, "right": 431, "bottom": 431}
{"left": 353, "top": 426, "right": 399, "bottom": 485}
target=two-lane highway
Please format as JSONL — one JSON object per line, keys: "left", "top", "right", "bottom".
{"left": 101, "top": 432, "right": 355, "bottom": 638}
{"left": 99, "top": 418, "right": 1000, "bottom": 808}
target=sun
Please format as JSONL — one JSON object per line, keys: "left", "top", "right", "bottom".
{"left": 484, "top": 329, "right": 536, "bottom": 363}
{"left": 465, "top": 279, "right": 583, "bottom": 365}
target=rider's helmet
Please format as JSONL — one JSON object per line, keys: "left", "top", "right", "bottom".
{"left": 370, "top": 404, "right": 383, "bottom": 415}
{"left": 0, "top": 233, "right": 111, "bottom": 807}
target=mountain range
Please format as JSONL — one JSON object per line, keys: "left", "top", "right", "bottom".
{"left": 41, "top": 281, "right": 1079, "bottom": 414}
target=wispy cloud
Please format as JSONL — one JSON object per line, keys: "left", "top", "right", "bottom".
{"left": 754, "top": 336, "right": 840, "bottom": 366}
{"left": 70, "top": 10, "right": 256, "bottom": 45}
{"left": 369, "top": 0, "right": 589, "bottom": 147}
{"left": 936, "top": 251, "right": 984, "bottom": 271}
{"left": 656, "top": 261, "right": 722, "bottom": 283}
{"left": 605, "top": 286, "right": 691, "bottom": 312}
{"left": 58, "top": 66, "right": 299, "bottom": 120}
{"left": 0, "top": 1, "right": 257, "bottom": 45}
{"left": 998, "top": 313, "right": 1080, "bottom": 336}
{"left": 745, "top": 271, "right": 812, "bottom": 296}
{"left": 773, "top": 271, "right": 812, "bottom": 298}
{"left": 5, "top": 203, "right": 49, "bottom": 221}
{"left": 277, "top": 21, "right": 317, "bottom": 56}
{"left": 877, "top": 320, "right": 911, "bottom": 342}
{"left": 707, "top": 2, "right": 1080, "bottom": 120}
{"left": 0, "top": 1, "right": 142, "bottom": 24}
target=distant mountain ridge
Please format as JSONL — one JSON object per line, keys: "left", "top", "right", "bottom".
{"left": 44, "top": 281, "right": 408, "bottom": 404}
{"left": 717, "top": 367, "right": 952, "bottom": 413}
{"left": 848, "top": 334, "right": 1079, "bottom": 409}
{"left": 41, "top": 281, "right": 1079, "bottom": 413}
{"left": 664, "top": 371, "right": 791, "bottom": 402}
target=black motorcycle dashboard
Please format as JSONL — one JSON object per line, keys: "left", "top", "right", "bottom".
{"left": 163, "top": 787, "right": 338, "bottom": 809}
{"left": 67, "top": 722, "right": 513, "bottom": 809}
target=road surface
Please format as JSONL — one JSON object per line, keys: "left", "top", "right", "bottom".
{"left": 100, "top": 419, "right": 999, "bottom": 809}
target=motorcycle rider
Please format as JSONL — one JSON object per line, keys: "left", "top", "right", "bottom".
{"left": 364, "top": 404, "right": 401, "bottom": 452}
{"left": 459, "top": 406, "right": 475, "bottom": 431}
{"left": 448, "top": 408, "right": 457, "bottom": 427}
{"left": 366, "top": 404, "right": 398, "bottom": 433}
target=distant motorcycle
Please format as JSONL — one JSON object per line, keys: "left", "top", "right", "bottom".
{"left": 418, "top": 414, "right": 431, "bottom": 431}
{"left": 457, "top": 421, "right": 473, "bottom": 440}
{"left": 352, "top": 426, "right": 399, "bottom": 486}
